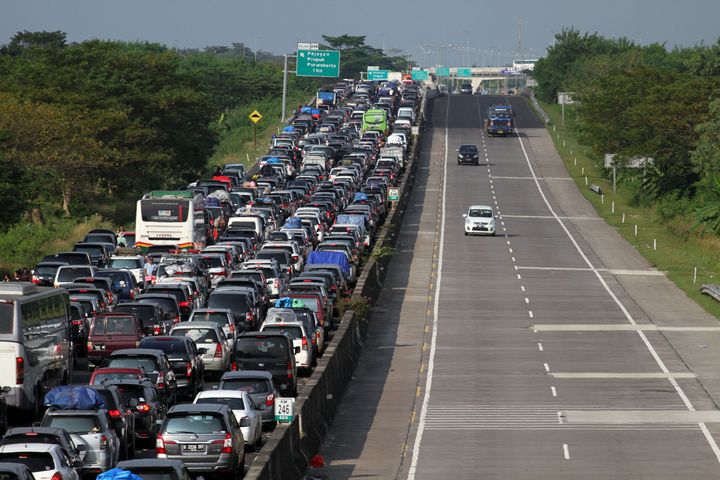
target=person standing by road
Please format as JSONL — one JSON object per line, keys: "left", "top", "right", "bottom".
{"left": 143, "top": 256, "right": 157, "bottom": 284}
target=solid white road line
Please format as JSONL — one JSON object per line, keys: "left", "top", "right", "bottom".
{"left": 563, "top": 444, "right": 570, "bottom": 460}
{"left": 515, "top": 126, "right": 720, "bottom": 462}
{"left": 538, "top": 342, "right": 543, "bottom": 352}
{"left": 407, "top": 94, "right": 449, "bottom": 480}
{"left": 532, "top": 324, "right": 720, "bottom": 332}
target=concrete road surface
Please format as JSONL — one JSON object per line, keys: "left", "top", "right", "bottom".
{"left": 306, "top": 93, "right": 720, "bottom": 479}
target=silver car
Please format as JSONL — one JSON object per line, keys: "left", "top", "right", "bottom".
{"left": 170, "top": 322, "right": 232, "bottom": 378}
{"left": 156, "top": 404, "right": 245, "bottom": 475}
{"left": 218, "top": 371, "right": 278, "bottom": 427}
{"left": 41, "top": 409, "right": 120, "bottom": 476}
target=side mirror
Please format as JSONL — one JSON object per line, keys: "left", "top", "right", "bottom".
{"left": 212, "top": 385, "right": 219, "bottom": 390}
{"left": 462, "top": 214, "right": 467, "bottom": 218}
{"left": 240, "top": 416, "right": 251, "bottom": 427}
{"left": 198, "top": 348, "right": 208, "bottom": 354}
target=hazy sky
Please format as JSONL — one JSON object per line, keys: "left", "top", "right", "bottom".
{"left": 2, "top": 0, "right": 719, "bottom": 66}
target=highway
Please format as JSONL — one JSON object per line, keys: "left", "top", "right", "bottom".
{"left": 307, "top": 93, "right": 720, "bottom": 479}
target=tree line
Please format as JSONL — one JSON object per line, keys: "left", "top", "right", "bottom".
{"left": 533, "top": 29, "right": 720, "bottom": 231}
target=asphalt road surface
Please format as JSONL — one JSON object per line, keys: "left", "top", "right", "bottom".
{"left": 307, "top": 93, "right": 720, "bottom": 479}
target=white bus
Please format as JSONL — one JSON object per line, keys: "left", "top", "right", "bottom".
{"left": 134, "top": 190, "right": 207, "bottom": 251}
{"left": 0, "top": 283, "right": 72, "bottom": 413}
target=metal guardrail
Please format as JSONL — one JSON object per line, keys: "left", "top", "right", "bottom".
{"left": 529, "top": 90, "right": 551, "bottom": 124}
{"left": 700, "top": 284, "right": 720, "bottom": 302}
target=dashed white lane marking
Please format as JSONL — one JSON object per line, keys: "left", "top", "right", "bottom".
{"left": 551, "top": 386, "right": 558, "bottom": 397}
{"left": 544, "top": 363, "right": 550, "bottom": 372}
{"left": 517, "top": 274, "right": 522, "bottom": 280}
{"left": 537, "top": 342, "right": 543, "bottom": 352}
{"left": 528, "top": 310, "right": 534, "bottom": 318}
{"left": 515, "top": 125, "right": 720, "bottom": 465}
{"left": 525, "top": 297, "right": 530, "bottom": 304}
{"left": 563, "top": 444, "right": 570, "bottom": 460}
{"left": 520, "top": 285, "right": 526, "bottom": 292}
{"left": 511, "top": 257, "right": 516, "bottom": 262}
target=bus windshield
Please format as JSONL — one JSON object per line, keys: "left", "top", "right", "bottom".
{"left": 141, "top": 200, "right": 189, "bottom": 223}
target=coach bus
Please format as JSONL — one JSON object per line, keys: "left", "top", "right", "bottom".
{"left": 134, "top": 190, "right": 207, "bottom": 251}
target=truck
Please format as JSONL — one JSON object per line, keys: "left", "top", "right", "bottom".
{"left": 486, "top": 104, "right": 514, "bottom": 136}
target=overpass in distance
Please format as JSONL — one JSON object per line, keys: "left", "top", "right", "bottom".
{"left": 306, "top": 93, "right": 720, "bottom": 479}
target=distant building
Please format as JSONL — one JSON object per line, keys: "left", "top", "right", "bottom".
{"left": 512, "top": 59, "right": 538, "bottom": 71}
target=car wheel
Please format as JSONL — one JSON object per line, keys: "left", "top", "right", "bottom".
{"left": 464, "top": 231, "right": 468, "bottom": 236}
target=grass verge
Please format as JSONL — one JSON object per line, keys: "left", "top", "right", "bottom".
{"left": 209, "top": 91, "right": 313, "bottom": 171}
{"left": 534, "top": 99, "right": 720, "bottom": 320}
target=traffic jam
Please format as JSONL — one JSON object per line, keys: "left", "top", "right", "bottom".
{"left": 0, "top": 75, "right": 423, "bottom": 480}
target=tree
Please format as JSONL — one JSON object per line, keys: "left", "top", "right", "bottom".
{"left": 2, "top": 30, "right": 67, "bottom": 56}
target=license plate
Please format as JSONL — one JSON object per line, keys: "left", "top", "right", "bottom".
{"left": 93, "top": 344, "right": 105, "bottom": 350}
{"left": 182, "top": 444, "right": 205, "bottom": 452}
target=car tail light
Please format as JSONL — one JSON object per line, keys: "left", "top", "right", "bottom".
{"left": 245, "top": 312, "right": 254, "bottom": 324}
{"left": 274, "top": 279, "right": 280, "bottom": 289}
{"left": 72, "top": 320, "right": 83, "bottom": 326}
{"left": 87, "top": 341, "right": 93, "bottom": 351}
{"left": 156, "top": 434, "right": 176, "bottom": 455}
{"left": 136, "top": 403, "right": 151, "bottom": 413}
{"left": 301, "top": 336, "right": 308, "bottom": 350}
{"left": 186, "top": 362, "right": 193, "bottom": 377}
{"left": 174, "top": 315, "right": 181, "bottom": 324}
{"left": 99, "top": 435, "right": 108, "bottom": 450}
{"left": 108, "top": 409, "right": 121, "bottom": 418}
{"left": 16, "top": 357, "right": 24, "bottom": 383}
{"left": 231, "top": 361, "right": 237, "bottom": 371}
{"left": 266, "top": 394, "right": 274, "bottom": 407}
{"left": 31, "top": 276, "right": 40, "bottom": 285}
{"left": 153, "top": 325, "right": 161, "bottom": 335}
{"left": 157, "top": 372, "right": 165, "bottom": 390}
{"left": 130, "top": 290, "right": 136, "bottom": 300}
{"left": 292, "top": 255, "right": 299, "bottom": 262}
{"left": 229, "top": 323, "right": 235, "bottom": 334}
{"left": 50, "top": 472, "right": 62, "bottom": 480}
{"left": 214, "top": 343, "right": 223, "bottom": 358}
{"left": 287, "top": 362, "right": 294, "bottom": 379}
{"left": 178, "top": 300, "right": 190, "bottom": 308}
{"left": 212, "top": 432, "right": 233, "bottom": 454}
{"left": 312, "top": 334, "right": 317, "bottom": 346}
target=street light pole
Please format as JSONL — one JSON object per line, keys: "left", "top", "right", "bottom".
{"left": 281, "top": 53, "right": 289, "bottom": 122}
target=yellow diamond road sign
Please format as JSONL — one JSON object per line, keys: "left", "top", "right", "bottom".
{"left": 249, "top": 110, "right": 262, "bottom": 123}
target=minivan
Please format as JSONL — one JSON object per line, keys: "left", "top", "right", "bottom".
{"left": 233, "top": 332, "right": 297, "bottom": 396}
{"left": 87, "top": 313, "right": 145, "bottom": 370}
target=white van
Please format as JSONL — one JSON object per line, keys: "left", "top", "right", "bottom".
{"left": 0, "top": 283, "right": 72, "bottom": 413}
{"left": 397, "top": 107, "right": 416, "bottom": 124}
{"left": 227, "top": 214, "right": 266, "bottom": 242}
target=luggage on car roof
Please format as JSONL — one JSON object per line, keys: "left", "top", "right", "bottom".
{"left": 44, "top": 385, "right": 106, "bottom": 410}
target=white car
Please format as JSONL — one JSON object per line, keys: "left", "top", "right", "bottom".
{"left": 193, "top": 390, "right": 263, "bottom": 451}
{"left": 108, "top": 255, "right": 145, "bottom": 285}
{"left": 463, "top": 205, "right": 496, "bottom": 236}
{"left": 0, "top": 444, "right": 81, "bottom": 480}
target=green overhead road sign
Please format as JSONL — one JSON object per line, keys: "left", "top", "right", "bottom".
{"left": 457, "top": 68, "right": 472, "bottom": 77}
{"left": 436, "top": 67, "right": 450, "bottom": 77}
{"left": 296, "top": 49, "right": 340, "bottom": 77}
{"left": 411, "top": 70, "right": 429, "bottom": 81}
{"left": 367, "top": 69, "right": 389, "bottom": 81}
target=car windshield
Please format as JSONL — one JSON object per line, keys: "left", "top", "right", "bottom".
{"left": 74, "top": 245, "right": 103, "bottom": 255}
{"left": 1, "top": 434, "right": 62, "bottom": 447}
{"left": 262, "top": 325, "right": 303, "bottom": 342}
{"left": 108, "top": 356, "right": 159, "bottom": 372}
{"left": 468, "top": 209, "right": 493, "bottom": 218}
{"left": 115, "top": 385, "right": 148, "bottom": 406}
{"left": 191, "top": 312, "right": 230, "bottom": 327}
{"left": 124, "top": 469, "right": 178, "bottom": 480}
{"left": 114, "top": 307, "right": 156, "bottom": 328}
{"left": 459, "top": 145, "right": 478, "bottom": 154}
{"left": 0, "top": 452, "right": 54, "bottom": 472}
{"left": 196, "top": 397, "right": 246, "bottom": 410}
{"left": 0, "top": 305, "right": 13, "bottom": 334}
{"left": 173, "top": 328, "right": 219, "bottom": 344}
{"left": 46, "top": 415, "right": 100, "bottom": 434}
{"left": 220, "top": 379, "right": 269, "bottom": 394}
{"left": 140, "top": 340, "right": 188, "bottom": 358}
{"left": 92, "top": 372, "right": 141, "bottom": 384}
{"left": 110, "top": 258, "right": 141, "bottom": 269}
{"left": 207, "top": 294, "right": 250, "bottom": 314}
{"left": 92, "top": 317, "right": 135, "bottom": 335}
{"left": 35, "top": 265, "right": 60, "bottom": 275}
{"left": 58, "top": 268, "right": 92, "bottom": 282}
{"left": 164, "top": 414, "right": 225, "bottom": 434}
{"left": 203, "top": 257, "right": 224, "bottom": 268}
{"left": 235, "top": 337, "right": 288, "bottom": 359}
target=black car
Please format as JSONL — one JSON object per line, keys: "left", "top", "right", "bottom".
{"left": 144, "top": 285, "right": 193, "bottom": 320}
{"left": 69, "top": 302, "right": 91, "bottom": 357}
{"left": 116, "top": 459, "right": 192, "bottom": 480}
{"left": 114, "top": 302, "right": 170, "bottom": 336}
{"left": 86, "top": 384, "right": 136, "bottom": 459}
{"left": 135, "top": 293, "right": 182, "bottom": 325}
{"left": 138, "top": 336, "right": 205, "bottom": 398}
{"left": 457, "top": 144, "right": 480, "bottom": 165}
{"left": 234, "top": 332, "right": 297, "bottom": 396}
{"left": 73, "top": 242, "right": 110, "bottom": 267}
{"left": 105, "top": 379, "right": 166, "bottom": 448}
{"left": 106, "top": 349, "right": 178, "bottom": 405}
